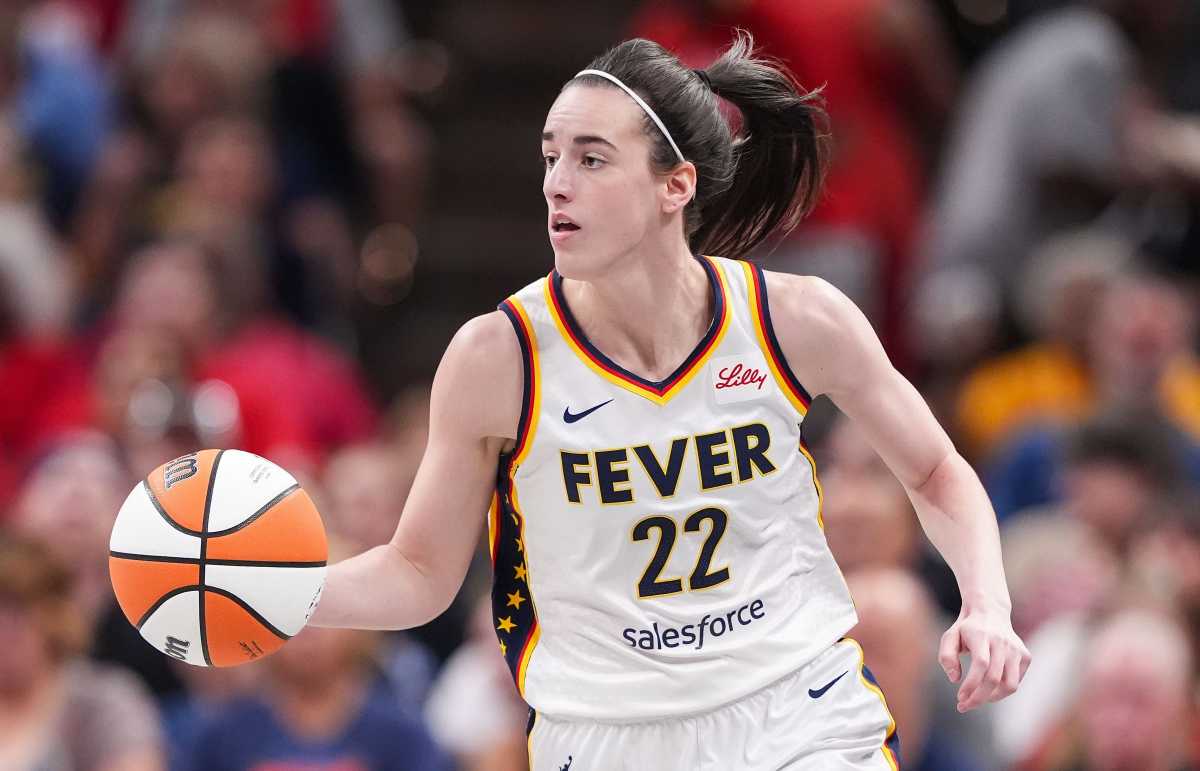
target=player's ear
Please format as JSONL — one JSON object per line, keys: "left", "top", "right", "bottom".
{"left": 661, "top": 161, "right": 697, "bottom": 216}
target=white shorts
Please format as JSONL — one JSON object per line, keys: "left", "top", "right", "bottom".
{"left": 526, "top": 638, "right": 900, "bottom": 771}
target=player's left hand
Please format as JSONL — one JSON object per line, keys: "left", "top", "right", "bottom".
{"left": 938, "top": 604, "right": 1031, "bottom": 712}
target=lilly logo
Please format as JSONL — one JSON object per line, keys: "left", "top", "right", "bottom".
{"left": 711, "top": 352, "right": 773, "bottom": 405}
{"left": 716, "top": 362, "right": 767, "bottom": 391}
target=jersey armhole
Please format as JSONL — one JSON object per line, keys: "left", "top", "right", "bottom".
{"left": 740, "top": 261, "right": 815, "bottom": 416}
{"left": 494, "top": 297, "right": 545, "bottom": 698}
{"left": 497, "top": 298, "right": 540, "bottom": 466}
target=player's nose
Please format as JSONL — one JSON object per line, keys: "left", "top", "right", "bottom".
{"left": 543, "top": 162, "right": 574, "bottom": 203}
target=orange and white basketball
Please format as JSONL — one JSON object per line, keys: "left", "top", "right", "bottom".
{"left": 108, "top": 449, "right": 327, "bottom": 667}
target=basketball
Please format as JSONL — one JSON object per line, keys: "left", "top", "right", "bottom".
{"left": 108, "top": 449, "right": 327, "bottom": 667}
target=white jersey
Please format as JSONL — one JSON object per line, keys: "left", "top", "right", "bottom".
{"left": 489, "top": 255, "right": 857, "bottom": 721}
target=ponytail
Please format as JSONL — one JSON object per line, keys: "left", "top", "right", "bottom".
{"left": 572, "top": 31, "right": 829, "bottom": 259}
{"left": 695, "top": 32, "right": 828, "bottom": 258}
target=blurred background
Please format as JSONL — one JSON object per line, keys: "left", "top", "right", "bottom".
{"left": 0, "top": 0, "right": 1198, "bottom": 769}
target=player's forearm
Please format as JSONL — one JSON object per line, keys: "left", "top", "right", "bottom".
{"left": 906, "top": 451, "right": 1012, "bottom": 613}
{"left": 308, "top": 542, "right": 451, "bottom": 630}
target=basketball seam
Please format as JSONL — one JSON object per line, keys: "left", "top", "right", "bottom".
{"left": 136, "top": 585, "right": 201, "bottom": 629}
{"left": 110, "top": 551, "right": 197, "bottom": 564}
{"left": 204, "top": 483, "right": 302, "bottom": 537}
{"left": 205, "top": 586, "right": 293, "bottom": 641}
{"left": 141, "top": 480, "right": 204, "bottom": 537}
{"left": 198, "top": 449, "right": 225, "bottom": 667}
{"left": 132, "top": 585, "right": 293, "bottom": 646}
{"left": 109, "top": 551, "right": 326, "bottom": 569}
{"left": 203, "top": 559, "right": 327, "bottom": 568}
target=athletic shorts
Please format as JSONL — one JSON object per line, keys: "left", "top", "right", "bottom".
{"left": 526, "top": 638, "right": 900, "bottom": 770}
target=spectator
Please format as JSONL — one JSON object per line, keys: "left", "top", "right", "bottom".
{"left": 954, "top": 229, "right": 1127, "bottom": 459}
{"left": 37, "top": 238, "right": 379, "bottom": 475}
{"left": 0, "top": 532, "right": 165, "bottom": 771}
{"left": 184, "top": 620, "right": 453, "bottom": 771}
{"left": 997, "top": 472, "right": 1190, "bottom": 767}
{"left": 1000, "top": 407, "right": 1183, "bottom": 636}
{"left": 165, "top": 115, "right": 276, "bottom": 235}
{"left": 0, "top": 187, "right": 75, "bottom": 508}
{"left": 322, "top": 441, "right": 413, "bottom": 554}
{"left": 0, "top": 119, "right": 74, "bottom": 336}
{"left": 985, "top": 266, "right": 1200, "bottom": 520}
{"left": 1086, "top": 268, "right": 1199, "bottom": 430}
{"left": 159, "top": 656, "right": 263, "bottom": 771}
{"left": 69, "top": 7, "right": 270, "bottom": 301}
{"left": 1130, "top": 490, "right": 1200, "bottom": 690}
{"left": 123, "top": 6, "right": 269, "bottom": 157}
{"left": 28, "top": 298, "right": 220, "bottom": 479}
{"left": 13, "top": 1, "right": 114, "bottom": 225}
{"left": 108, "top": 2, "right": 429, "bottom": 318}
{"left": 1020, "top": 607, "right": 1195, "bottom": 771}
{"left": 9, "top": 431, "right": 187, "bottom": 698}
{"left": 11, "top": 431, "right": 129, "bottom": 621}
{"left": 918, "top": 0, "right": 1185, "bottom": 355}
{"left": 120, "top": 0, "right": 410, "bottom": 83}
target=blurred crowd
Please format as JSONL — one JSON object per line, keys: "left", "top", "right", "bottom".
{"left": 0, "top": 1, "right": 1197, "bottom": 770}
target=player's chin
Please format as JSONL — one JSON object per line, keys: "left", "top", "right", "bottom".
{"left": 550, "top": 241, "right": 601, "bottom": 281}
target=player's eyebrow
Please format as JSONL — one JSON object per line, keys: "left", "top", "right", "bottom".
{"left": 541, "top": 131, "right": 618, "bottom": 152}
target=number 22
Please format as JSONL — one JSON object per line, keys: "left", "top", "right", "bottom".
{"left": 632, "top": 507, "right": 730, "bottom": 598}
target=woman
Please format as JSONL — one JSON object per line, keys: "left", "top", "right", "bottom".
{"left": 0, "top": 534, "right": 165, "bottom": 771}
{"left": 183, "top": 615, "right": 452, "bottom": 771}
{"left": 309, "top": 34, "right": 1029, "bottom": 769}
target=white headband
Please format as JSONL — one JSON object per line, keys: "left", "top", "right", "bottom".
{"left": 575, "top": 69, "right": 686, "bottom": 164}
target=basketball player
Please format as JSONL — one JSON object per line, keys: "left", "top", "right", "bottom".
{"left": 309, "top": 34, "right": 1030, "bottom": 769}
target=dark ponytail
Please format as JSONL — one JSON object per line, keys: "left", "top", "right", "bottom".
{"left": 572, "top": 31, "right": 829, "bottom": 258}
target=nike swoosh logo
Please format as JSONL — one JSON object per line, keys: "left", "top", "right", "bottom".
{"left": 808, "top": 670, "right": 848, "bottom": 699}
{"left": 563, "top": 399, "right": 613, "bottom": 424}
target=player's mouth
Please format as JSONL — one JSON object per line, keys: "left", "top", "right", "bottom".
{"left": 550, "top": 213, "right": 580, "bottom": 242}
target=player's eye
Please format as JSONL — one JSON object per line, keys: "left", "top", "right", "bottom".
{"left": 542, "top": 154, "right": 558, "bottom": 169}
{"left": 582, "top": 155, "right": 605, "bottom": 169}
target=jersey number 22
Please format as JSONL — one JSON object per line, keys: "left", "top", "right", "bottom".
{"left": 632, "top": 507, "right": 730, "bottom": 598}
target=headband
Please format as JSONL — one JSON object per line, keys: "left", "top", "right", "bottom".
{"left": 575, "top": 68, "right": 686, "bottom": 164}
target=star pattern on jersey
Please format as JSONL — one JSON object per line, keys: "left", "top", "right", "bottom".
{"left": 492, "top": 473, "right": 538, "bottom": 684}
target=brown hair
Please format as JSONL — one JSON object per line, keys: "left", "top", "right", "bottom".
{"left": 0, "top": 535, "right": 89, "bottom": 662}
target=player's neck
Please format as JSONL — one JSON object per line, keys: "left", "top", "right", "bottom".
{"left": 564, "top": 239, "right": 712, "bottom": 382}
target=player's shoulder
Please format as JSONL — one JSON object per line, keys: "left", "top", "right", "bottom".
{"left": 451, "top": 310, "right": 522, "bottom": 358}
{"left": 758, "top": 270, "right": 857, "bottom": 337}
{"left": 757, "top": 271, "right": 883, "bottom": 398}
{"left": 438, "top": 311, "right": 524, "bottom": 390}
{"left": 433, "top": 311, "right": 524, "bottom": 438}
